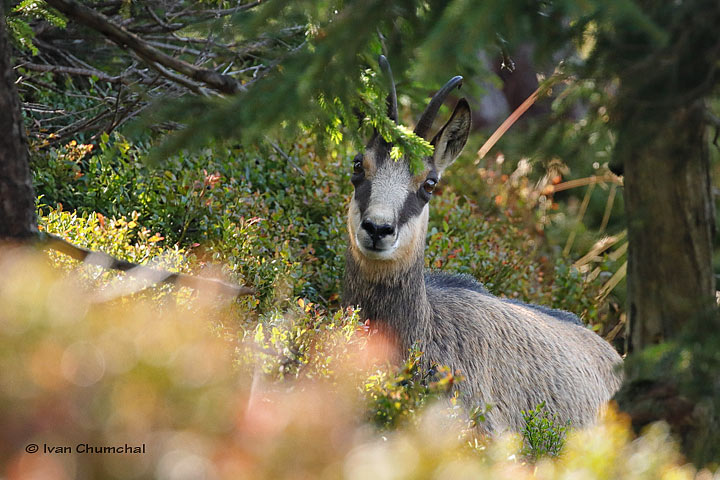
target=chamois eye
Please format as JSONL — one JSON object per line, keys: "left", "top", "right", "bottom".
{"left": 353, "top": 160, "right": 364, "bottom": 175}
{"left": 423, "top": 178, "right": 437, "bottom": 194}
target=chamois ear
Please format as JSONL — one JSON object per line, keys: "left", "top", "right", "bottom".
{"left": 430, "top": 98, "right": 471, "bottom": 174}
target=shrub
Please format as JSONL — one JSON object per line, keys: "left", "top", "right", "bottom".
{"left": 364, "top": 348, "right": 463, "bottom": 430}
{"left": 33, "top": 135, "right": 351, "bottom": 308}
{"left": 521, "top": 402, "right": 570, "bottom": 461}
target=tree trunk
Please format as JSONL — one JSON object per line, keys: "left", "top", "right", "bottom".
{"left": 0, "top": 3, "right": 37, "bottom": 239}
{"left": 607, "top": 0, "right": 720, "bottom": 465}
{"left": 613, "top": 95, "right": 720, "bottom": 468}
{"left": 620, "top": 100, "right": 717, "bottom": 351}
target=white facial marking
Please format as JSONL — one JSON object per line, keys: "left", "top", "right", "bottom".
{"left": 368, "top": 161, "right": 411, "bottom": 223}
{"left": 350, "top": 160, "right": 414, "bottom": 258}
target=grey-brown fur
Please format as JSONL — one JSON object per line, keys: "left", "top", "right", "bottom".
{"left": 342, "top": 61, "right": 623, "bottom": 432}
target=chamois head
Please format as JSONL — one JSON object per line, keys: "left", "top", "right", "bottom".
{"left": 347, "top": 57, "right": 472, "bottom": 275}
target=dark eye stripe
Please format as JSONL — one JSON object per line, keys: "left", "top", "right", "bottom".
{"left": 366, "top": 133, "right": 391, "bottom": 167}
{"left": 353, "top": 179, "right": 372, "bottom": 217}
{"left": 397, "top": 189, "right": 426, "bottom": 228}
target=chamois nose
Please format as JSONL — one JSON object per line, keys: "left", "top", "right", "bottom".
{"left": 361, "top": 218, "right": 395, "bottom": 240}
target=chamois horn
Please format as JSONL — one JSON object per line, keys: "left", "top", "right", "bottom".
{"left": 378, "top": 55, "right": 398, "bottom": 123}
{"left": 414, "top": 76, "right": 463, "bottom": 139}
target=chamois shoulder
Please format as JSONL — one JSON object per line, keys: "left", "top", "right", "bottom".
{"left": 424, "top": 270, "right": 583, "bottom": 327}
{"left": 424, "top": 271, "right": 489, "bottom": 295}
{"left": 502, "top": 299, "right": 583, "bottom": 326}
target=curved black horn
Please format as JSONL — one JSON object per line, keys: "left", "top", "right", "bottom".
{"left": 378, "top": 55, "right": 398, "bottom": 123}
{"left": 413, "top": 76, "right": 463, "bottom": 139}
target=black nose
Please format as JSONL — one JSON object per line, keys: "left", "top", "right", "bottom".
{"left": 361, "top": 219, "right": 395, "bottom": 240}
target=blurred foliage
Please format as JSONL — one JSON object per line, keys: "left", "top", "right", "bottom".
{"left": 245, "top": 300, "right": 363, "bottom": 380}
{"left": 0, "top": 252, "right": 714, "bottom": 478}
{"left": 364, "top": 347, "right": 461, "bottom": 430}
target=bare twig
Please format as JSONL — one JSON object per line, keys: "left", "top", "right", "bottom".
{"left": 268, "top": 140, "right": 304, "bottom": 175}
{"left": 38, "top": 232, "right": 255, "bottom": 297}
{"left": 166, "top": 1, "right": 263, "bottom": 22}
{"left": 479, "top": 87, "right": 540, "bottom": 159}
{"left": 599, "top": 183, "right": 618, "bottom": 233}
{"left": 145, "top": 39, "right": 209, "bottom": 57}
{"left": 546, "top": 174, "right": 623, "bottom": 193}
{"left": 22, "top": 103, "right": 66, "bottom": 114}
{"left": 144, "top": 4, "right": 179, "bottom": 31}
{"left": 563, "top": 182, "right": 596, "bottom": 257}
{"left": 34, "top": 38, "right": 100, "bottom": 72}
{"left": 17, "top": 62, "right": 131, "bottom": 85}
{"left": 604, "top": 315, "right": 626, "bottom": 343}
{"left": 44, "top": 0, "right": 245, "bottom": 94}
{"left": 141, "top": 57, "right": 208, "bottom": 95}
{"left": 98, "top": 101, "right": 149, "bottom": 138}
{"left": 478, "top": 72, "right": 569, "bottom": 159}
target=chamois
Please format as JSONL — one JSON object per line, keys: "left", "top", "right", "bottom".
{"left": 343, "top": 57, "right": 623, "bottom": 432}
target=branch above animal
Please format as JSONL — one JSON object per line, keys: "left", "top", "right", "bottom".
{"left": 342, "top": 56, "right": 623, "bottom": 432}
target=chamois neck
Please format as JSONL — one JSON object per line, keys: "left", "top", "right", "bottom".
{"left": 342, "top": 249, "right": 432, "bottom": 352}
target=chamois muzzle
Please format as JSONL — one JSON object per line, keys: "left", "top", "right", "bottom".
{"left": 361, "top": 219, "right": 395, "bottom": 242}
{"left": 355, "top": 216, "right": 399, "bottom": 257}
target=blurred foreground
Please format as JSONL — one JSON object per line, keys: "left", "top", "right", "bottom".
{"left": 0, "top": 248, "right": 715, "bottom": 479}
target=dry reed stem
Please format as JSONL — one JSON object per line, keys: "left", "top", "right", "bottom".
{"left": 478, "top": 87, "right": 540, "bottom": 159}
